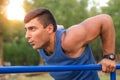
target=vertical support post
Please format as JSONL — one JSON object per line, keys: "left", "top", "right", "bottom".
{"left": 110, "top": 71, "right": 116, "bottom": 80}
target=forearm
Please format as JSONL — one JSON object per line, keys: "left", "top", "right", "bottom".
{"left": 100, "top": 15, "right": 115, "bottom": 55}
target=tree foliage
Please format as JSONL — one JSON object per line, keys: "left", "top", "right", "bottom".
{"left": 2, "top": 20, "right": 40, "bottom": 65}
{"left": 24, "top": 0, "right": 89, "bottom": 27}
{"left": 0, "top": 0, "right": 9, "bottom": 33}
{"left": 4, "top": 38, "right": 40, "bottom": 65}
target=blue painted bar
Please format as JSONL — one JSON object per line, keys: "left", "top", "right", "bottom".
{"left": 0, "top": 64, "right": 102, "bottom": 74}
{"left": 0, "top": 64, "right": 120, "bottom": 80}
{"left": 0, "top": 64, "right": 119, "bottom": 74}
{"left": 116, "top": 64, "right": 120, "bottom": 69}
{"left": 110, "top": 71, "right": 116, "bottom": 80}
{"left": 110, "top": 64, "right": 120, "bottom": 80}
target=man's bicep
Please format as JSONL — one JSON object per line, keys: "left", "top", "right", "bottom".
{"left": 64, "top": 26, "right": 88, "bottom": 47}
{"left": 78, "top": 20, "right": 101, "bottom": 44}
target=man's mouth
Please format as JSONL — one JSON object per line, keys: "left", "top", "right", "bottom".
{"left": 29, "top": 41, "right": 34, "bottom": 46}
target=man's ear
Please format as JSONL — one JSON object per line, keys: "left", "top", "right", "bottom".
{"left": 46, "top": 24, "right": 54, "bottom": 34}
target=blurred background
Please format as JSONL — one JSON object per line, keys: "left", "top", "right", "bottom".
{"left": 0, "top": 0, "right": 120, "bottom": 80}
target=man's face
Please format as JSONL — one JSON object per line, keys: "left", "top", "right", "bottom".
{"left": 24, "top": 18, "right": 50, "bottom": 49}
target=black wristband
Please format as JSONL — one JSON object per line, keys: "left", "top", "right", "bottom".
{"left": 103, "top": 53, "right": 116, "bottom": 60}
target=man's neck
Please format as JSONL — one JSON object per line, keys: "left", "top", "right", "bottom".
{"left": 44, "top": 32, "right": 56, "bottom": 56}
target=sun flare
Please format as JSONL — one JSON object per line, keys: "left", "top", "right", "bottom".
{"left": 6, "top": 0, "right": 25, "bottom": 20}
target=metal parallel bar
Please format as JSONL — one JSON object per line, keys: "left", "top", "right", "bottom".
{"left": 0, "top": 64, "right": 120, "bottom": 73}
{"left": 0, "top": 64, "right": 120, "bottom": 80}
{"left": 110, "top": 71, "right": 116, "bottom": 80}
{"left": 110, "top": 64, "right": 120, "bottom": 80}
{"left": 116, "top": 64, "right": 120, "bottom": 69}
{"left": 0, "top": 64, "right": 102, "bottom": 74}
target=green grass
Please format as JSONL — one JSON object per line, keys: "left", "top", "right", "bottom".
{"left": 24, "top": 74, "right": 120, "bottom": 80}
{"left": 19, "top": 73, "right": 54, "bottom": 80}
{"left": 100, "top": 74, "right": 120, "bottom": 80}
{"left": 4, "top": 72, "right": 120, "bottom": 80}
{"left": 24, "top": 75, "right": 53, "bottom": 80}
{"left": 24, "top": 73, "right": 120, "bottom": 80}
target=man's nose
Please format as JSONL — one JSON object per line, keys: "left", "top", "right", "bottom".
{"left": 25, "top": 31, "right": 31, "bottom": 40}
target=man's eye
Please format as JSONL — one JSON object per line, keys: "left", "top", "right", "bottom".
{"left": 30, "top": 27, "right": 35, "bottom": 31}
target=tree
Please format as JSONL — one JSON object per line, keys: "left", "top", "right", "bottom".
{"left": 24, "top": 0, "right": 89, "bottom": 28}
{"left": 3, "top": 20, "right": 40, "bottom": 65}
{"left": 0, "top": 0, "right": 9, "bottom": 65}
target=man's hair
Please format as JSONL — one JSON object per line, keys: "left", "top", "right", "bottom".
{"left": 24, "top": 8, "right": 57, "bottom": 32}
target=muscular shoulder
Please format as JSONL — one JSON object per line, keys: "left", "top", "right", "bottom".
{"left": 61, "top": 25, "right": 86, "bottom": 52}
{"left": 82, "top": 14, "right": 112, "bottom": 25}
{"left": 61, "top": 14, "right": 112, "bottom": 52}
